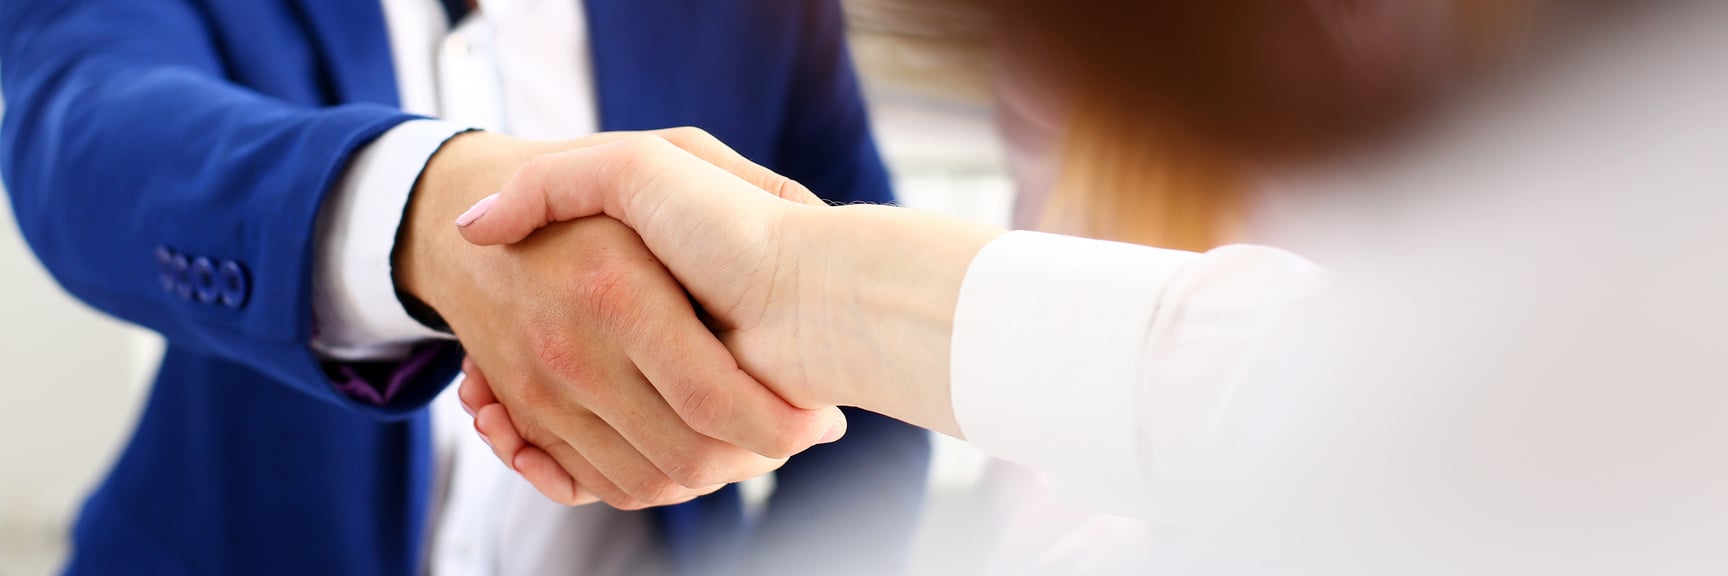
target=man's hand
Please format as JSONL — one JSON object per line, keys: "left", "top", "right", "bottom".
{"left": 395, "top": 131, "right": 846, "bottom": 508}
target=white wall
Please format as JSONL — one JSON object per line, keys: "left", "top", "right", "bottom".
{"left": 0, "top": 195, "right": 164, "bottom": 575}
{"left": 0, "top": 93, "right": 165, "bottom": 576}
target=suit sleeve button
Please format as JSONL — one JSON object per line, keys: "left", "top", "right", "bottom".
{"left": 171, "top": 253, "right": 193, "bottom": 301}
{"left": 192, "top": 257, "right": 219, "bottom": 303}
{"left": 156, "top": 247, "right": 176, "bottom": 293}
{"left": 218, "top": 260, "right": 250, "bottom": 308}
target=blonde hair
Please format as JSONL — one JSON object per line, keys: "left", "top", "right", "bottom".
{"left": 849, "top": 0, "right": 1536, "bottom": 251}
{"left": 1037, "top": 0, "right": 1537, "bottom": 250}
{"left": 1041, "top": 109, "right": 1244, "bottom": 250}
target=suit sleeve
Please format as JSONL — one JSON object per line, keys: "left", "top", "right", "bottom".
{"left": 0, "top": 0, "right": 462, "bottom": 417}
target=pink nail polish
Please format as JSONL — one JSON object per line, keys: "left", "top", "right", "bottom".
{"left": 455, "top": 193, "right": 499, "bottom": 227}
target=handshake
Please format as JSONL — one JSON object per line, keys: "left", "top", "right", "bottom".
{"left": 396, "top": 128, "right": 906, "bottom": 509}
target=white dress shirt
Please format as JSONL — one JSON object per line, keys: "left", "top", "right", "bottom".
{"left": 310, "top": 1, "right": 656, "bottom": 575}
{"left": 949, "top": 2, "right": 1728, "bottom": 573}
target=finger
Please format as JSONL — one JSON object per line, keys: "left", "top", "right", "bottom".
{"left": 460, "top": 134, "right": 788, "bottom": 250}
{"left": 458, "top": 360, "right": 499, "bottom": 416}
{"left": 546, "top": 412, "right": 709, "bottom": 510}
{"left": 624, "top": 271, "right": 846, "bottom": 460}
{"left": 577, "top": 363, "right": 789, "bottom": 488}
{"left": 473, "top": 403, "right": 527, "bottom": 469}
{"left": 646, "top": 127, "right": 824, "bottom": 207}
{"left": 512, "top": 444, "right": 599, "bottom": 507}
{"left": 552, "top": 129, "right": 823, "bottom": 207}
{"left": 466, "top": 368, "right": 594, "bottom": 501}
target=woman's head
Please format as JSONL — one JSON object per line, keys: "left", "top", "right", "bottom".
{"left": 855, "top": 0, "right": 1543, "bottom": 248}
{"left": 980, "top": 0, "right": 1541, "bottom": 249}
{"left": 997, "top": 0, "right": 1534, "bottom": 159}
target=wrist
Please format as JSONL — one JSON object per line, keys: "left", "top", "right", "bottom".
{"left": 773, "top": 205, "right": 856, "bottom": 407}
{"left": 395, "top": 131, "right": 551, "bottom": 321}
{"left": 794, "top": 205, "right": 1002, "bottom": 436}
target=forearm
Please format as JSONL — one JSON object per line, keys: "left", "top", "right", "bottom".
{"left": 790, "top": 204, "right": 1004, "bottom": 437}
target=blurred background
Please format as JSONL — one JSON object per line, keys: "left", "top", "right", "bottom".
{"left": 0, "top": 3, "right": 1012, "bottom": 574}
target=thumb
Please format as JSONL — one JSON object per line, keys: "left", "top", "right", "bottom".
{"left": 455, "top": 137, "right": 671, "bottom": 247}
{"left": 453, "top": 188, "right": 543, "bottom": 246}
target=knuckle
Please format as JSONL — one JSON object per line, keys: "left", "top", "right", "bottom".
{"left": 495, "top": 379, "right": 561, "bottom": 439}
{"left": 596, "top": 487, "right": 645, "bottom": 510}
{"left": 518, "top": 153, "right": 553, "bottom": 175}
{"left": 623, "top": 474, "right": 684, "bottom": 507}
{"left": 528, "top": 327, "right": 589, "bottom": 382}
{"left": 756, "top": 434, "right": 804, "bottom": 461}
{"left": 766, "top": 176, "right": 798, "bottom": 199}
{"left": 662, "top": 463, "right": 709, "bottom": 491}
{"left": 572, "top": 260, "right": 641, "bottom": 329}
{"left": 677, "top": 385, "right": 733, "bottom": 439}
{"left": 515, "top": 419, "right": 557, "bottom": 448}
{"left": 603, "top": 134, "right": 678, "bottom": 186}
{"left": 752, "top": 417, "right": 811, "bottom": 460}
{"left": 769, "top": 177, "right": 817, "bottom": 205}
{"left": 610, "top": 498, "right": 653, "bottom": 512}
{"left": 662, "top": 443, "right": 727, "bottom": 488}
{"left": 512, "top": 154, "right": 556, "bottom": 194}
{"left": 586, "top": 483, "right": 636, "bottom": 510}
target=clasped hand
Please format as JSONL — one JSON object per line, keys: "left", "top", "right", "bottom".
{"left": 400, "top": 128, "right": 862, "bottom": 509}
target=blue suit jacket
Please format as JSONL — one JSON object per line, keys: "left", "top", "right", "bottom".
{"left": 0, "top": 1, "right": 930, "bottom": 574}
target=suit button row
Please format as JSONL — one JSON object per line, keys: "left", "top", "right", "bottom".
{"left": 155, "top": 247, "right": 250, "bottom": 308}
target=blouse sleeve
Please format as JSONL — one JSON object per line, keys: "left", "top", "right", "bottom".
{"left": 948, "top": 231, "right": 1324, "bottom": 518}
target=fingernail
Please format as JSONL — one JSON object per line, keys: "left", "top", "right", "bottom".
{"left": 818, "top": 421, "right": 846, "bottom": 444}
{"left": 461, "top": 402, "right": 475, "bottom": 418}
{"left": 477, "top": 430, "right": 493, "bottom": 449}
{"left": 455, "top": 193, "right": 499, "bottom": 227}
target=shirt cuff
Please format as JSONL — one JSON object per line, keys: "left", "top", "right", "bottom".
{"left": 950, "top": 231, "right": 1200, "bottom": 514}
{"left": 312, "top": 119, "right": 471, "bottom": 362}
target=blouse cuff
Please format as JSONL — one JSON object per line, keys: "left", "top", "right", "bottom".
{"left": 949, "top": 231, "right": 1200, "bottom": 513}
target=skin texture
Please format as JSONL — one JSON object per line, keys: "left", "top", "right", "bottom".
{"left": 398, "top": 129, "right": 845, "bottom": 508}
{"left": 453, "top": 130, "right": 1004, "bottom": 499}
